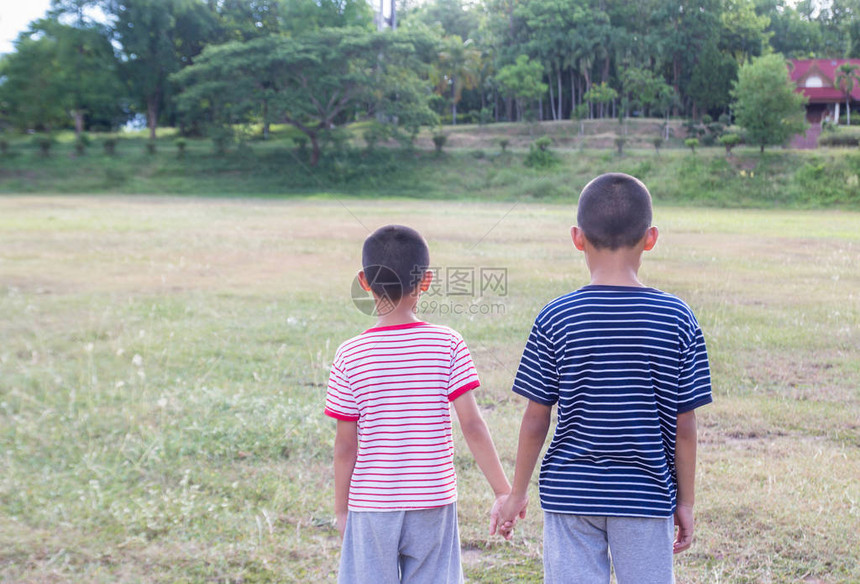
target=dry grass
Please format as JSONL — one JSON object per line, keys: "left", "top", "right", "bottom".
{"left": 1, "top": 197, "right": 858, "bottom": 583}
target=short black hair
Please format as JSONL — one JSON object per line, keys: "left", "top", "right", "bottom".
{"left": 362, "top": 225, "right": 430, "bottom": 302}
{"left": 576, "top": 173, "right": 652, "bottom": 250}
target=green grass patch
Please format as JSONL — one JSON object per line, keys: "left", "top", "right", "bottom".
{"left": 0, "top": 197, "right": 858, "bottom": 582}
{"left": 2, "top": 123, "right": 860, "bottom": 208}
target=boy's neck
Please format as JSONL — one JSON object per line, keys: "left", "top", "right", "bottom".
{"left": 584, "top": 247, "right": 646, "bottom": 288}
{"left": 372, "top": 295, "right": 424, "bottom": 329}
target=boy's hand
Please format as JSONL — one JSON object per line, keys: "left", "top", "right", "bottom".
{"left": 673, "top": 503, "right": 694, "bottom": 553}
{"left": 336, "top": 510, "right": 348, "bottom": 540}
{"left": 491, "top": 492, "right": 528, "bottom": 540}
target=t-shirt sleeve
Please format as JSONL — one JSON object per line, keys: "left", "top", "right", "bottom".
{"left": 448, "top": 332, "right": 480, "bottom": 401}
{"left": 677, "top": 319, "right": 713, "bottom": 413}
{"left": 512, "top": 319, "right": 559, "bottom": 406}
{"left": 324, "top": 348, "right": 360, "bottom": 421}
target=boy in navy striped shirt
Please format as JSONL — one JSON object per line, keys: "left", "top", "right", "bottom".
{"left": 491, "top": 174, "right": 712, "bottom": 583}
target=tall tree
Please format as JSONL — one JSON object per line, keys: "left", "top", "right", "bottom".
{"left": 434, "top": 36, "right": 482, "bottom": 124}
{"left": 731, "top": 53, "right": 807, "bottom": 152}
{"left": 106, "top": 0, "right": 217, "bottom": 140}
{"left": 835, "top": 62, "right": 860, "bottom": 125}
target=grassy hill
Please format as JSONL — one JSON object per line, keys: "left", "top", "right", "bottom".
{"left": 1, "top": 119, "right": 859, "bottom": 208}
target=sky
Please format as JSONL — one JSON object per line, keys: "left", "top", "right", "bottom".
{"left": 0, "top": 0, "right": 53, "bottom": 54}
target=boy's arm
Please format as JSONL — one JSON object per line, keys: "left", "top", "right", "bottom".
{"left": 673, "top": 409, "right": 698, "bottom": 554}
{"left": 493, "top": 399, "right": 552, "bottom": 540}
{"left": 333, "top": 419, "right": 358, "bottom": 539}
{"left": 451, "top": 392, "right": 511, "bottom": 512}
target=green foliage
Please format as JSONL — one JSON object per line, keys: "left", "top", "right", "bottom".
{"left": 74, "top": 134, "right": 91, "bottom": 155}
{"left": 685, "top": 138, "right": 699, "bottom": 154}
{"left": 583, "top": 82, "right": 618, "bottom": 106}
{"left": 102, "top": 137, "right": 117, "bottom": 156}
{"left": 621, "top": 67, "right": 673, "bottom": 117}
{"left": 432, "top": 133, "right": 448, "bottom": 154}
{"left": 174, "top": 27, "right": 438, "bottom": 165}
{"left": 835, "top": 63, "right": 860, "bottom": 126}
{"left": 614, "top": 136, "right": 627, "bottom": 155}
{"left": 731, "top": 53, "right": 807, "bottom": 152}
{"left": 210, "top": 126, "right": 234, "bottom": 156}
{"left": 0, "top": 138, "right": 9, "bottom": 156}
{"left": 818, "top": 129, "right": 860, "bottom": 147}
{"left": 652, "top": 136, "right": 664, "bottom": 154}
{"left": 146, "top": 141, "right": 157, "bottom": 156}
{"left": 175, "top": 137, "right": 187, "bottom": 159}
{"left": 32, "top": 134, "right": 54, "bottom": 157}
{"left": 523, "top": 136, "right": 558, "bottom": 168}
{"left": 719, "top": 133, "right": 742, "bottom": 155}
{"left": 495, "top": 55, "right": 547, "bottom": 122}
{"left": 499, "top": 139, "right": 510, "bottom": 152}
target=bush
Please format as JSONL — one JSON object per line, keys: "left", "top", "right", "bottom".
{"left": 719, "top": 133, "right": 742, "bottom": 155}
{"left": 102, "top": 137, "right": 117, "bottom": 156}
{"left": 146, "top": 141, "right": 157, "bottom": 155}
{"left": 684, "top": 138, "right": 699, "bottom": 154}
{"left": 74, "top": 134, "right": 90, "bottom": 156}
{"left": 294, "top": 135, "right": 308, "bottom": 153}
{"left": 210, "top": 126, "right": 233, "bottom": 156}
{"left": 652, "top": 136, "right": 664, "bottom": 155}
{"left": 175, "top": 138, "right": 187, "bottom": 158}
{"left": 614, "top": 136, "right": 627, "bottom": 155}
{"left": 0, "top": 138, "right": 8, "bottom": 156}
{"left": 432, "top": 133, "right": 447, "bottom": 154}
{"left": 818, "top": 130, "right": 860, "bottom": 147}
{"left": 524, "top": 136, "right": 559, "bottom": 168}
{"left": 32, "top": 135, "right": 54, "bottom": 157}
{"left": 718, "top": 113, "right": 732, "bottom": 126}
{"left": 362, "top": 122, "right": 391, "bottom": 152}
{"left": 499, "top": 138, "right": 510, "bottom": 153}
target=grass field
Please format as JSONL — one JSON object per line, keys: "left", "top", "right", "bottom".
{"left": 1, "top": 196, "right": 858, "bottom": 583}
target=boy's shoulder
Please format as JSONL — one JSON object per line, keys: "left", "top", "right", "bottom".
{"left": 334, "top": 321, "right": 466, "bottom": 357}
{"left": 535, "top": 285, "right": 698, "bottom": 327}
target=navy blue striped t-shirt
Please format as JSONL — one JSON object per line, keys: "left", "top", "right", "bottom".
{"left": 512, "top": 285, "right": 712, "bottom": 518}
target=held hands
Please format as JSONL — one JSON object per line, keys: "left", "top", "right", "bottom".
{"left": 673, "top": 503, "right": 694, "bottom": 554}
{"left": 489, "top": 492, "right": 529, "bottom": 541}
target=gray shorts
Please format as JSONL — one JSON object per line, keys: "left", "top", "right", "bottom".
{"left": 338, "top": 503, "right": 464, "bottom": 584}
{"left": 543, "top": 512, "right": 675, "bottom": 584}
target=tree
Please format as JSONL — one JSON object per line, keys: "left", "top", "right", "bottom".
{"left": 495, "top": 55, "right": 547, "bottom": 121}
{"left": 835, "top": 63, "right": 860, "bottom": 125}
{"left": 731, "top": 53, "right": 807, "bottom": 152}
{"left": 106, "top": 0, "right": 217, "bottom": 140}
{"left": 583, "top": 82, "right": 618, "bottom": 118}
{"left": 434, "top": 36, "right": 482, "bottom": 124}
{"left": 621, "top": 67, "right": 672, "bottom": 118}
{"left": 687, "top": 41, "right": 738, "bottom": 117}
{"left": 0, "top": 18, "right": 124, "bottom": 135}
{"left": 174, "top": 27, "right": 437, "bottom": 165}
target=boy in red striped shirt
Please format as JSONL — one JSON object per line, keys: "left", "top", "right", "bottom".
{"left": 325, "top": 225, "right": 511, "bottom": 584}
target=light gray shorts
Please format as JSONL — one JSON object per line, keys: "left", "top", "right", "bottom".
{"left": 543, "top": 512, "right": 675, "bottom": 584}
{"left": 338, "top": 502, "right": 464, "bottom": 584}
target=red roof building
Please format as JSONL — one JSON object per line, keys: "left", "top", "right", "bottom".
{"left": 789, "top": 59, "right": 860, "bottom": 124}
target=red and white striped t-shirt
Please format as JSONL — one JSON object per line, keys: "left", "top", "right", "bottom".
{"left": 325, "top": 321, "right": 480, "bottom": 511}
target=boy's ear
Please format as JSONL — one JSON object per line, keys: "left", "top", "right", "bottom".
{"left": 643, "top": 226, "right": 659, "bottom": 251}
{"left": 418, "top": 269, "right": 433, "bottom": 293}
{"left": 571, "top": 226, "right": 587, "bottom": 251}
{"left": 357, "top": 270, "right": 372, "bottom": 292}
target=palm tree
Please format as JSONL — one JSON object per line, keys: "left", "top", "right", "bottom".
{"left": 434, "top": 36, "right": 482, "bottom": 125}
{"left": 835, "top": 63, "right": 860, "bottom": 125}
